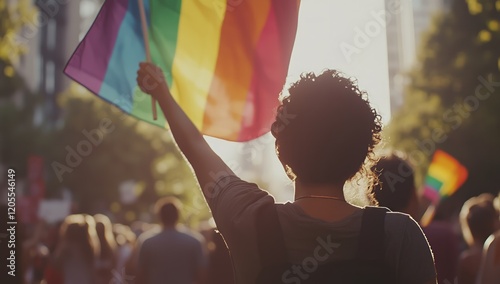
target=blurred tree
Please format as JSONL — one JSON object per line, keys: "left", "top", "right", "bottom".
{"left": 0, "top": 0, "right": 37, "bottom": 97}
{"left": 0, "top": 0, "right": 44, "bottom": 175}
{"left": 1, "top": 0, "right": 209, "bottom": 225}
{"left": 386, "top": 0, "right": 500, "bottom": 212}
{"left": 0, "top": 0, "right": 37, "bottom": 61}
{"left": 51, "top": 85, "right": 210, "bottom": 223}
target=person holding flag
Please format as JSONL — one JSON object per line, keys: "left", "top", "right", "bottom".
{"left": 136, "top": 64, "right": 436, "bottom": 284}
{"left": 65, "top": 0, "right": 436, "bottom": 282}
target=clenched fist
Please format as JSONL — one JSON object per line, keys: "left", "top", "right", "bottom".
{"left": 136, "top": 62, "right": 169, "bottom": 99}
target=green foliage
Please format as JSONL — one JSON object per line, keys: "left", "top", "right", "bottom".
{"left": 0, "top": 0, "right": 209, "bottom": 225}
{"left": 0, "top": 59, "right": 23, "bottom": 98}
{"left": 0, "top": 0, "right": 36, "bottom": 98}
{"left": 51, "top": 85, "right": 210, "bottom": 224}
{"left": 0, "top": 0, "right": 37, "bottom": 85}
{"left": 0, "top": 0, "right": 37, "bottom": 62}
{"left": 386, "top": 0, "right": 500, "bottom": 208}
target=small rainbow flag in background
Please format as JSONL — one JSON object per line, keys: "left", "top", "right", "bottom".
{"left": 65, "top": 0, "right": 300, "bottom": 141}
{"left": 423, "top": 150, "right": 468, "bottom": 204}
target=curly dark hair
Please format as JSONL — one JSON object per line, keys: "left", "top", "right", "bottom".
{"left": 271, "top": 69, "right": 382, "bottom": 186}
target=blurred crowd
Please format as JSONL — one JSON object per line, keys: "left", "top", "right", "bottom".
{"left": 17, "top": 155, "right": 500, "bottom": 284}
{"left": 19, "top": 198, "right": 233, "bottom": 284}
{"left": 372, "top": 154, "right": 500, "bottom": 284}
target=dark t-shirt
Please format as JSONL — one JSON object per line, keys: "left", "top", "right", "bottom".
{"left": 138, "top": 228, "right": 207, "bottom": 284}
{"left": 207, "top": 176, "right": 436, "bottom": 284}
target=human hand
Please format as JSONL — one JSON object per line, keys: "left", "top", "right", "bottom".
{"left": 136, "top": 62, "right": 169, "bottom": 99}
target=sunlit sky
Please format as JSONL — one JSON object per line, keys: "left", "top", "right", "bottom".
{"left": 207, "top": 0, "right": 391, "bottom": 202}
{"left": 287, "top": 0, "right": 390, "bottom": 120}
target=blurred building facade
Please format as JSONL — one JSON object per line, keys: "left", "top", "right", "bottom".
{"left": 385, "top": 0, "right": 451, "bottom": 113}
{"left": 16, "top": 0, "right": 102, "bottom": 126}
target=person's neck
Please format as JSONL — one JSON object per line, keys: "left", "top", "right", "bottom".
{"left": 162, "top": 224, "right": 177, "bottom": 230}
{"left": 294, "top": 180, "right": 345, "bottom": 201}
{"left": 293, "top": 180, "right": 359, "bottom": 222}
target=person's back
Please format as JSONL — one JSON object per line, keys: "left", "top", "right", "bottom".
{"left": 279, "top": 206, "right": 434, "bottom": 283}
{"left": 477, "top": 232, "right": 500, "bottom": 284}
{"left": 139, "top": 227, "right": 206, "bottom": 284}
{"left": 457, "top": 194, "right": 498, "bottom": 284}
{"left": 372, "top": 154, "right": 458, "bottom": 283}
{"left": 473, "top": 193, "right": 500, "bottom": 284}
{"left": 53, "top": 215, "right": 98, "bottom": 284}
{"left": 209, "top": 177, "right": 435, "bottom": 284}
{"left": 137, "top": 197, "right": 207, "bottom": 284}
{"left": 136, "top": 65, "right": 437, "bottom": 283}
{"left": 422, "top": 220, "right": 460, "bottom": 284}
{"left": 61, "top": 246, "right": 95, "bottom": 284}
{"left": 94, "top": 214, "right": 117, "bottom": 284}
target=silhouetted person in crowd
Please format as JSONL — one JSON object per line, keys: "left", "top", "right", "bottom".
{"left": 113, "top": 223, "right": 136, "bottom": 274}
{"left": 52, "top": 214, "right": 99, "bottom": 284}
{"left": 136, "top": 197, "right": 207, "bottom": 284}
{"left": 94, "top": 214, "right": 117, "bottom": 284}
{"left": 126, "top": 221, "right": 160, "bottom": 278}
{"left": 372, "top": 153, "right": 419, "bottom": 218}
{"left": 476, "top": 193, "right": 500, "bottom": 284}
{"left": 458, "top": 194, "right": 498, "bottom": 284}
{"left": 22, "top": 221, "right": 50, "bottom": 283}
{"left": 373, "top": 153, "right": 459, "bottom": 284}
{"left": 137, "top": 64, "right": 436, "bottom": 283}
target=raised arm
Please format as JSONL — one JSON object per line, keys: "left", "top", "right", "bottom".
{"left": 136, "top": 62, "right": 234, "bottom": 198}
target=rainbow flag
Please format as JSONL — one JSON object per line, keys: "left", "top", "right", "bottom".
{"left": 65, "top": 0, "right": 300, "bottom": 141}
{"left": 423, "top": 150, "right": 468, "bottom": 204}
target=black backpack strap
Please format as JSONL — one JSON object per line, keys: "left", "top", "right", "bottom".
{"left": 255, "top": 203, "right": 288, "bottom": 283}
{"left": 255, "top": 205, "right": 390, "bottom": 283}
{"left": 307, "top": 207, "right": 391, "bottom": 284}
{"left": 357, "top": 206, "right": 389, "bottom": 261}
